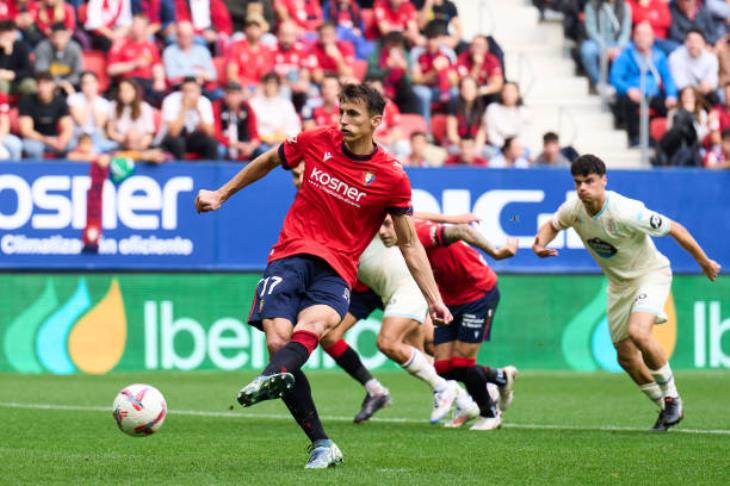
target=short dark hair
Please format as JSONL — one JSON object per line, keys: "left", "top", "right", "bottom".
{"left": 501, "top": 136, "right": 516, "bottom": 153}
{"left": 35, "top": 71, "right": 54, "bottom": 83}
{"left": 318, "top": 20, "right": 338, "bottom": 32}
{"left": 571, "top": 154, "right": 606, "bottom": 176}
{"left": 0, "top": 19, "right": 16, "bottom": 32}
{"left": 181, "top": 76, "right": 199, "bottom": 86}
{"left": 424, "top": 20, "right": 446, "bottom": 40}
{"left": 543, "top": 131, "right": 560, "bottom": 144}
{"left": 51, "top": 22, "right": 68, "bottom": 33}
{"left": 721, "top": 128, "right": 730, "bottom": 140}
{"left": 410, "top": 130, "right": 427, "bottom": 140}
{"left": 339, "top": 83, "right": 386, "bottom": 116}
{"left": 382, "top": 31, "right": 405, "bottom": 47}
{"left": 686, "top": 27, "right": 705, "bottom": 41}
{"left": 261, "top": 71, "right": 280, "bottom": 85}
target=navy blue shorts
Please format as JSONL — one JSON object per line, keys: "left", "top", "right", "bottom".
{"left": 434, "top": 286, "right": 500, "bottom": 345}
{"left": 247, "top": 255, "right": 351, "bottom": 330}
{"left": 348, "top": 288, "right": 384, "bottom": 321}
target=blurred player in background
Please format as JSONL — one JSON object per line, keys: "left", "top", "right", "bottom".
{"left": 379, "top": 214, "right": 519, "bottom": 430}
{"left": 533, "top": 154, "right": 721, "bottom": 431}
{"left": 195, "top": 83, "right": 451, "bottom": 468}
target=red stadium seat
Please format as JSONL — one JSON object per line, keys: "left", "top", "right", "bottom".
{"left": 361, "top": 8, "right": 379, "bottom": 40}
{"left": 213, "top": 57, "right": 227, "bottom": 86}
{"left": 83, "top": 51, "right": 110, "bottom": 93}
{"left": 650, "top": 117, "right": 668, "bottom": 142}
{"left": 353, "top": 59, "right": 368, "bottom": 81}
{"left": 399, "top": 113, "right": 428, "bottom": 139}
{"left": 430, "top": 114, "right": 448, "bottom": 145}
{"left": 8, "top": 107, "right": 19, "bottom": 135}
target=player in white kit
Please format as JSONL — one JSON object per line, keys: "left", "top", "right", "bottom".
{"left": 532, "top": 155, "right": 721, "bottom": 431}
{"left": 321, "top": 227, "right": 473, "bottom": 424}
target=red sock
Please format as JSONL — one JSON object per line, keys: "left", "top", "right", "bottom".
{"left": 434, "top": 359, "right": 453, "bottom": 376}
{"left": 290, "top": 330, "right": 319, "bottom": 355}
{"left": 323, "top": 339, "right": 349, "bottom": 359}
{"left": 83, "top": 162, "right": 108, "bottom": 251}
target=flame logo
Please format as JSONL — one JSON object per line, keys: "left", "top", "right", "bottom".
{"left": 562, "top": 280, "right": 678, "bottom": 371}
{"left": 3, "top": 278, "right": 127, "bottom": 375}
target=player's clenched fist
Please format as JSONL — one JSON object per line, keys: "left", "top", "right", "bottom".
{"left": 195, "top": 189, "right": 223, "bottom": 213}
{"left": 701, "top": 259, "right": 721, "bottom": 281}
{"left": 429, "top": 301, "right": 453, "bottom": 326}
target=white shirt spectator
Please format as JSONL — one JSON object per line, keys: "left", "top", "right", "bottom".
{"left": 483, "top": 103, "right": 531, "bottom": 148}
{"left": 160, "top": 91, "right": 214, "bottom": 135}
{"left": 108, "top": 100, "right": 155, "bottom": 137}
{"left": 67, "top": 92, "right": 111, "bottom": 133}
{"left": 84, "top": 0, "right": 132, "bottom": 31}
{"left": 249, "top": 94, "right": 301, "bottom": 143}
{"left": 669, "top": 46, "right": 719, "bottom": 91}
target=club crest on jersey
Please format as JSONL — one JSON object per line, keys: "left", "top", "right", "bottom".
{"left": 364, "top": 171, "right": 376, "bottom": 185}
{"left": 323, "top": 152, "right": 333, "bottom": 162}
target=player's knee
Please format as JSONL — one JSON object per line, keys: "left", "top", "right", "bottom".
{"left": 267, "top": 334, "right": 289, "bottom": 354}
{"left": 376, "top": 334, "right": 397, "bottom": 356}
{"left": 627, "top": 325, "right": 650, "bottom": 346}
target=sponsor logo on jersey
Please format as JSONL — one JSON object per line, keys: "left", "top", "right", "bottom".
{"left": 586, "top": 238, "right": 618, "bottom": 258}
{"left": 309, "top": 167, "right": 367, "bottom": 204}
{"left": 364, "top": 171, "right": 376, "bottom": 185}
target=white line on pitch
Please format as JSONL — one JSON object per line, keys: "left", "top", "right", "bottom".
{"left": 1, "top": 402, "right": 728, "bottom": 436}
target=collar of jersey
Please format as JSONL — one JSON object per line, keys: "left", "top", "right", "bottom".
{"left": 591, "top": 194, "right": 610, "bottom": 220}
{"left": 341, "top": 142, "right": 378, "bottom": 161}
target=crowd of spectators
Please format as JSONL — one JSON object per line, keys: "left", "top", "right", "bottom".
{"left": 0, "top": 0, "right": 570, "bottom": 168}
{"left": 550, "top": 0, "right": 730, "bottom": 168}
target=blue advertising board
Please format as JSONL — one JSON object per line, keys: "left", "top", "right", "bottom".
{"left": 0, "top": 161, "right": 728, "bottom": 273}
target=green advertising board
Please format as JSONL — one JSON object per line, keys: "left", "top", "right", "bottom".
{"left": 0, "top": 274, "right": 728, "bottom": 375}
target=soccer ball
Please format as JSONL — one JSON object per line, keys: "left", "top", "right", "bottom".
{"left": 112, "top": 384, "right": 167, "bottom": 437}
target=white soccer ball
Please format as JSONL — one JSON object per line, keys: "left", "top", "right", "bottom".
{"left": 112, "top": 384, "right": 167, "bottom": 437}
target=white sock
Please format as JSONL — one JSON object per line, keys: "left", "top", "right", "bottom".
{"left": 650, "top": 363, "right": 679, "bottom": 399}
{"left": 454, "top": 385, "right": 474, "bottom": 410}
{"left": 402, "top": 346, "right": 447, "bottom": 390}
{"left": 639, "top": 382, "right": 664, "bottom": 408}
{"left": 364, "top": 379, "right": 387, "bottom": 397}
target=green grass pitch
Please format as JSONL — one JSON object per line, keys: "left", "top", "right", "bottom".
{"left": 1, "top": 371, "right": 729, "bottom": 485}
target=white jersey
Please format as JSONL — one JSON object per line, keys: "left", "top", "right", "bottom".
{"left": 552, "top": 190, "right": 672, "bottom": 283}
{"left": 357, "top": 236, "right": 415, "bottom": 302}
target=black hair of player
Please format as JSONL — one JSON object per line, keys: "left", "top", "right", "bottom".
{"left": 339, "top": 83, "right": 386, "bottom": 116}
{"left": 571, "top": 154, "right": 606, "bottom": 177}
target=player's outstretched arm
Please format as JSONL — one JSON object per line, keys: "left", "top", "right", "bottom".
{"left": 442, "top": 224, "right": 518, "bottom": 260}
{"left": 668, "top": 221, "right": 721, "bottom": 281}
{"left": 532, "top": 221, "right": 560, "bottom": 258}
{"left": 392, "top": 213, "right": 453, "bottom": 326}
{"left": 195, "top": 147, "right": 281, "bottom": 213}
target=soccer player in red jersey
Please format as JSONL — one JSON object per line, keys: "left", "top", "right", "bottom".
{"left": 195, "top": 83, "right": 451, "bottom": 469}
{"left": 379, "top": 215, "right": 519, "bottom": 430}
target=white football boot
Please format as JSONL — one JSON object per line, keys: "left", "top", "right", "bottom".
{"left": 497, "top": 366, "right": 519, "bottom": 411}
{"left": 469, "top": 410, "right": 503, "bottom": 431}
{"left": 430, "top": 381, "right": 459, "bottom": 424}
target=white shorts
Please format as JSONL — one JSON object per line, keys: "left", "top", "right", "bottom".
{"left": 607, "top": 267, "right": 672, "bottom": 343}
{"left": 383, "top": 281, "right": 428, "bottom": 324}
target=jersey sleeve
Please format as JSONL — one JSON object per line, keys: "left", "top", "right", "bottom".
{"left": 621, "top": 202, "right": 672, "bottom": 237}
{"left": 416, "top": 221, "right": 448, "bottom": 249}
{"left": 551, "top": 200, "right": 576, "bottom": 231}
{"left": 384, "top": 171, "right": 413, "bottom": 215}
{"left": 277, "top": 130, "right": 312, "bottom": 170}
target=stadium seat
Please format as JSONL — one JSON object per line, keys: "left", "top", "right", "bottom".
{"left": 398, "top": 114, "right": 428, "bottom": 139}
{"left": 8, "top": 108, "right": 19, "bottom": 135}
{"left": 430, "top": 114, "right": 448, "bottom": 145}
{"left": 361, "top": 9, "right": 379, "bottom": 40}
{"left": 213, "top": 57, "right": 227, "bottom": 86}
{"left": 83, "top": 51, "right": 110, "bottom": 93}
{"left": 353, "top": 60, "right": 367, "bottom": 82}
{"left": 650, "top": 117, "right": 668, "bottom": 142}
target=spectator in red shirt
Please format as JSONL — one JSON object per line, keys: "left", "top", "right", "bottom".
{"left": 272, "top": 19, "right": 314, "bottom": 109}
{"left": 446, "top": 76, "right": 486, "bottom": 153}
{"left": 410, "top": 20, "right": 458, "bottom": 126}
{"left": 35, "top": 0, "right": 74, "bottom": 37}
{"left": 302, "top": 73, "right": 339, "bottom": 131}
{"left": 704, "top": 128, "right": 730, "bottom": 169}
{"left": 627, "top": 0, "right": 677, "bottom": 55}
{"left": 457, "top": 35, "right": 504, "bottom": 105}
{"left": 274, "top": 0, "right": 323, "bottom": 34}
{"left": 416, "top": 0, "right": 462, "bottom": 50}
{"left": 172, "top": 0, "right": 232, "bottom": 49}
{"left": 215, "top": 81, "right": 261, "bottom": 160}
{"left": 708, "top": 82, "right": 730, "bottom": 145}
{"left": 107, "top": 14, "right": 166, "bottom": 104}
{"left": 134, "top": 0, "right": 176, "bottom": 38}
{"left": 445, "top": 136, "right": 488, "bottom": 167}
{"left": 374, "top": 0, "right": 421, "bottom": 46}
{"left": 226, "top": 14, "right": 274, "bottom": 90}
{"left": 365, "top": 76, "right": 407, "bottom": 156}
{"left": 366, "top": 31, "right": 419, "bottom": 114}
{"left": 310, "top": 20, "right": 355, "bottom": 83}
